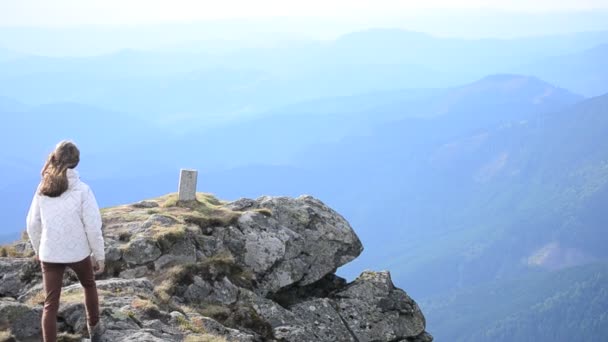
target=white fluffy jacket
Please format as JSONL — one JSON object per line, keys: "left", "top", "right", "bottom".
{"left": 27, "top": 169, "right": 105, "bottom": 263}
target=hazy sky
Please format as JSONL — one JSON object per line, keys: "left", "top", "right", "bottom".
{"left": 2, "top": 0, "right": 608, "bottom": 27}
{"left": 1, "top": 0, "right": 608, "bottom": 56}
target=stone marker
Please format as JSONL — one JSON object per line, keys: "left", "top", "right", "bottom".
{"left": 178, "top": 169, "right": 198, "bottom": 201}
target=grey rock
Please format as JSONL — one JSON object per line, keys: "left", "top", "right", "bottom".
{"left": 225, "top": 195, "right": 363, "bottom": 294}
{"left": 0, "top": 258, "right": 40, "bottom": 298}
{"left": 332, "top": 271, "right": 426, "bottom": 341}
{"left": 0, "top": 298, "right": 42, "bottom": 340}
{"left": 119, "top": 266, "right": 149, "bottom": 279}
{"left": 132, "top": 201, "right": 159, "bottom": 209}
{"left": 407, "top": 331, "right": 434, "bottom": 342}
{"left": 122, "top": 238, "right": 162, "bottom": 265}
{"left": 89, "top": 278, "right": 155, "bottom": 295}
{"left": 105, "top": 245, "right": 122, "bottom": 262}
{"left": 238, "top": 289, "right": 320, "bottom": 341}
{"left": 10, "top": 241, "right": 34, "bottom": 257}
{"left": 59, "top": 302, "right": 87, "bottom": 334}
{"left": 289, "top": 298, "right": 356, "bottom": 342}
{"left": 168, "top": 311, "right": 185, "bottom": 325}
{"left": 142, "top": 214, "right": 178, "bottom": 228}
{"left": 183, "top": 276, "right": 239, "bottom": 305}
{"left": 187, "top": 314, "right": 258, "bottom": 342}
{"left": 225, "top": 198, "right": 257, "bottom": 211}
{"left": 0, "top": 194, "right": 432, "bottom": 342}
{"left": 100, "top": 329, "right": 173, "bottom": 342}
{"left": 153, "top": 238, "right": 196, "bottom": 270}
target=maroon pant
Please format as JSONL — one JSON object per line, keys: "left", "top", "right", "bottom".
{"left": 41, "top": 256, "right": 99, "bottom": 342}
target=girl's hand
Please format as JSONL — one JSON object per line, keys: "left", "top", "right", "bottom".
{"left": 93, "top": 259, "right": 105, "bottom": 275}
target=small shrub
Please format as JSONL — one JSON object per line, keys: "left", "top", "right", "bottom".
{"left": 103, "top": 259, "right": 124, "bottom": 278}
{"left": 175, "top": 315, "right": 206, "bottom": 334}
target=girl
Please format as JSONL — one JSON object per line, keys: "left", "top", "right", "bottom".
{"left": 26, "top": 140, "right": 105, "bottom": 342}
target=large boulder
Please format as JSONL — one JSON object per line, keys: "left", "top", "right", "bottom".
{"left": 224, "top": 195, "right": 363, "bottom": 294}
{"left": 0, "top": 298, "right": 42, "bottom": 341}
{"left": 0, "top": 193, "right": 431, "bottom": 341}
{"left": 240, "top": 270, "right": 431, "bottom": 342}
{"left": 122, "top": 238, "right": 162, "bottom": 266}
{"left": 0, "top": 258, "right": 41, "bottom": 298}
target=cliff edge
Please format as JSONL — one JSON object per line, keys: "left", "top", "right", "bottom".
{"left": 0, "top": 193, "right": 432, "bottom": 342}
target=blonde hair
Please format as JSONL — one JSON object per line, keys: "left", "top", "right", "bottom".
{"left": 39, "top": 140, "right": 80, "bottom": 197}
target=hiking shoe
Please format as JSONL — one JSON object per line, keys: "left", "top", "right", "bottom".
{"left": 87, "top": 320, "right": 105, "bottom": 342}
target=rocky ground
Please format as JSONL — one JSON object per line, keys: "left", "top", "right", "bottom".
{"left": 0, "top": 193, "right": 432, "bottom": 342}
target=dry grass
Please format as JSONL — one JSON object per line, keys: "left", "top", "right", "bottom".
{"left": 154, "top": 251, "right": 253, "bottom": 304}
{"left": 194, "top": 303, "right": 232, "bottom": 322}
{"left": 253, "top": 208, "right": 273, "bottom": 217}
{"left": 57, "top": 332, "right": 83, "bottom": 342}
{"left": 183, "top": 211, "right": 241, "bottom": 232}
{"left": 0, "top": 245, "right": 29, "bottom": 258}
{"left": 175, "top": 315, "right": 206, "bottom": 334}
{"left": 131, "top": 298, "right": 159, "bottom": 311}
{"left": 161, "top": 193, "right": 224, "bottom": 211}
{"left": 184, "top": 334, "right": 228, "bottom": 342}
{"left": 27, "top": 288, "right": 112, "bottom": 306}
{"left": 0, "top": 330, "right": 14, "bottom": 342}
{"left": 151, "top": 225, "right": 188, "bottom": 252}
{"left": 131, "top": 298, "right": 162, "bottom": 318}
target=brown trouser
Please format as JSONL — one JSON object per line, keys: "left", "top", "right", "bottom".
{"left": 41, "top": 256, "right": 99, "bottom": 342}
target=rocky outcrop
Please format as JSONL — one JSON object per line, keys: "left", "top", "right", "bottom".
{"left": 0, "top": 193, "right": 431, "bottom": 341}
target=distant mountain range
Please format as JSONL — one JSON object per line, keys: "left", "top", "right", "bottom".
{"left": 424, "top": 262, "right": 608, "bottom": 341}
{"left": 1, "top": 29, "right": 607, "bottom": 339}
{"left": 0, "top": 28, "right": 606, "bottom": 125}
{"left": 518, "top": 43, "right": 608, "bottom": 97}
